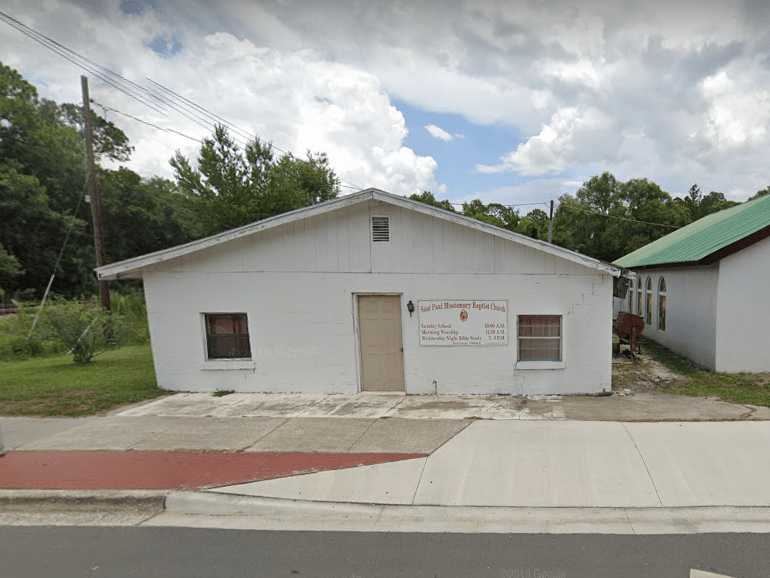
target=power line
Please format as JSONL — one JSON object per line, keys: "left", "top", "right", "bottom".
{"left": 141, "top": 78, "right": 370, "bottom": 190}
{"left": 141, "top": 80, "right": 250, "bottom": 145}
{"left": 146, "top": 78, "right": 256, "bottom": 144}
{"left": 93, "top": 101, "right": 368, "bottom": 196}
{"left": 0, "top": 10, "right": 249, "bottom": 147}
{"left": 0, "top": 10, "right": 167, "bottom": 115}
{"left": 448, "top": 200, "right": 550, "bottom": 210}
{"left": 0, "top": 9, "right": 366, "bottom": 192}
{"left": 93, "top": 101, "right": 203, "bottom": 144}
{"left": 438, "top": 199, "right": 678, "bottom": 230}
{"left": 573, "top": 207, "right": 680, "bottom": 229}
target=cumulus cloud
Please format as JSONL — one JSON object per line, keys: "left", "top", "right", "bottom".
{"left": 170, "top": 0, "right": 770, "bottom": 199}
{"left": 477, "top": 107, "right": 618, "bottom": 176}
{"left": 0, "top": 0, "right": 440, "bottom": 195}
{"left": 424, "top": 123, "right": 454, "bottom": 141}
{"left": 5, "top": 0, "right": 770, "bottom": 200}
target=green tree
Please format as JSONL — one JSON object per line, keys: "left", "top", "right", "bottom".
{"left": 409, "top": 190, "right": 456, "bottom": 212}
{"left": 518, "top": 208, "right": 549, "bottom": 239}
{"left": 101, "top": 168, "right": 195, "bottom": 263}
{"left": 549, "top": 174, "right": 686, "bottom": 262}
{"left": 0, "top": 163, "right": 90, "bottom": 297}
{"left": 676, "top": 184, "right": 737, "bottom": 221}
{"left": 0, "top": 62, "right": 135, "bottom": 298}
{"left": 58, "top": 102, "right": 133, "bottom": 162}
{"left": 749, "top": 186, "right": 770, "bottom": 201}
{"left": 171, "top": 125, "right": 340, "bottom": 236}
{"left": 461, "top": 199, "right": 521, "bottom": 231}
{"left": 0, "top": 242, "right": 22, "bottom": 299}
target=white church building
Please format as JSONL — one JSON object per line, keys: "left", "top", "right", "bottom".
{"left": 615, "top": 193, "right": 770, "bottom": 372}
{"left": 97, "top": 189, "right": 619, "bottom": 395}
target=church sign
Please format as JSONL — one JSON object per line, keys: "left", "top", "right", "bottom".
{"left": 418, "top": 300, "right": 508, "bottom": 346}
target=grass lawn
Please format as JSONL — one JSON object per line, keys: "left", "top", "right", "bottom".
{"left": 0, "top": 344, "right": 165, "bottom": 416}
{"left": 634, "top": 338, "right": 770, "bottom": 408}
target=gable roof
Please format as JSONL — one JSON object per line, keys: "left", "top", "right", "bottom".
{"left": 614, "top": 193, "right": 770, "bottom": 269}
{"left": 96, "top": 188, "right": 619, "bottom": 280}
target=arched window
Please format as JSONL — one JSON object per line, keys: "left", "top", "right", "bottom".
{"left": 645, "top": 277, "right": 653, "bottom": 325}
{"left": 657, "top": 277, "right": 667, "bottom": 331}
{"left": 636, "top": 277, "right": 642, "bottom": 316}
{"left": 627, "top": 280, "right": 633, "bottom": 312}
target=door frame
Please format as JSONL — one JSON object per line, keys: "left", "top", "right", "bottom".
{"left": 352, "top": 292, "right": 406, "bottom": 393}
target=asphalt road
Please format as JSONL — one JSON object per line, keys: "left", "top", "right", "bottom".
{"left": 2, "top": 527, "right": 769, "bottom": 578}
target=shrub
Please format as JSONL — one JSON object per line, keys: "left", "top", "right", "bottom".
{"left": 0, "top": 303, "right": 51, "bottom": 360}
{"left": 40, "top": 300, "right": 118, "bottom": 364}
{"left": 111, "top": 291, "right": 149, "bottom": 344}
{"left": 8, "top": 335, "right": 44, "bottom": 357}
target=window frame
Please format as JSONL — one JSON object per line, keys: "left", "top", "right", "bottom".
{"left": 627, "top": 279, "right": 633, "bottom": 312}
{"left": 202, "top": 312, "right": 252, "bottom": 362}
{"left": 657, "top": 277, "right": 667, "bottom": 331}
{"left": 515, "top": 314, "right": 565, "bottom": 370}
{"left": 644, "top": 277, "right": 653, "bottom": 325}
{"left": 636, "top": 277, "right": 642, "bottom": 316}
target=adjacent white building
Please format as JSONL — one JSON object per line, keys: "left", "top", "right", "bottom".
{"left": 97, "top": 189, "right": 619, "bottom": 395}
{"left": 615, "top": 193, "right": 770, "bottom": 372}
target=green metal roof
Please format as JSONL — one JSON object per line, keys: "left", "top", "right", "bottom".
{"left": 614, "top": 194, "right": 770, "bottom": 268}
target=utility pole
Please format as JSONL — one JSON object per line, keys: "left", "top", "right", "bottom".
{"left": 81, "top": 75, "right": 110, "bottom": 311}
{"left": 547, "top": 199, "right": 554, "bottom": 243}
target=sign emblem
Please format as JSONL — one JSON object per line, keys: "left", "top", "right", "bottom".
{"left": 459, "top": 309, "right": 469, "bottom": 322}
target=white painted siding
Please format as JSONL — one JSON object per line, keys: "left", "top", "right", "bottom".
{"left": 154, "top": 201, "right": 590, "bottom": 277}
{"left": 621, "top": 266, "right": 719, "bottom": 370}
{"left": 715, "top": 235, "right": 770, "bottom": 372}
{"left": 143, "top": 199, "right": 613, "bottom": 395}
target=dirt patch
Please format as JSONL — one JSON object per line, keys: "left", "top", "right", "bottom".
{"left": 612, "top": 353, "right": 686, "bottom": 394}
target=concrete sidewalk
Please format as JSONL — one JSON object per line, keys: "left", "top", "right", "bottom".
{"left": 4, "top": 416, "right": 770, "bottom": 534}
{"left": 1, "top": 415, "right": 469, "bottom": 453}
{"left": 114, "top": 391, "right": 770, "bottom": 421}
{"left": 213, "top": 420, "right": 770, "bottom": 508}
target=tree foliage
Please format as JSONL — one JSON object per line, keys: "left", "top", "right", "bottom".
{"left": 0, "top": 242, "right": 22, "bottom": 298}
{"left": 411, "top": 172, "right": 744, "bottom": 263}
{"left": 1, "top": 61, "right": 343, "bottom": 299}
{"left": 171, "top": 125, "right": 340, "bottom": 236}
{"left": 749, "top": 186, "right": 770, "bottom": 201}
{"left": 409, "top": 191, "right": 456, "bottom": 212}
{"left": 1, "top": 59, "right": 766, "bottom": 301}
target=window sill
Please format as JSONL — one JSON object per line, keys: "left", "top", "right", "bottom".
{"left": 201, "top": 359, "right": 255, "bottom": 371}
{"left": 515, "top": 361, "right": 566, "bottom": 370}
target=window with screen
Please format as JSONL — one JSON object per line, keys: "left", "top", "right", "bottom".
{"left": 518, "top": 315, "right": 562, "bottom": 362}
{"left": 204, "top": 313, "right": 251, "bottom": 359}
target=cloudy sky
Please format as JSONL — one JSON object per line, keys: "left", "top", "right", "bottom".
{"left": 3, "top": 0, "right": 770, "bottom": 204}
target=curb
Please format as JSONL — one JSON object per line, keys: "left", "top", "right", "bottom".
{"left": 0, "top": 489, "right": 167, "bottom": 511}
{"left": 5, "top": 489, "right": 770, "bottom": 534}
{"left": 156, "top": 491, "right": 770, "bottom": 534}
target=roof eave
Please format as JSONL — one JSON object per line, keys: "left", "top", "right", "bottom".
{"left": 96, "top": 190, "right": 376, "bottom": 280}
{"left": 370, "top": 191, "right": 620, "bottom": 276}
{"left": 96, "top": 188, "right": 620, "bottom": 280}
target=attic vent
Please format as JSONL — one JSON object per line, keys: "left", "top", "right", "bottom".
{"left": 371, "top": 216, "right": 390, "bottom": 242}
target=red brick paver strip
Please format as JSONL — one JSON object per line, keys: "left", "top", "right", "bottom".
{"left": 0, "top": 451, "right": 426, "bottom": 490}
